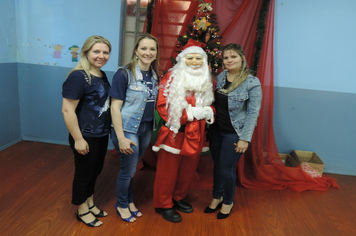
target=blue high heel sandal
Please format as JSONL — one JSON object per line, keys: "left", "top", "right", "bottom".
{"left": 115, "top": 203, "right": 136, "bottom": 223}
{"left": 130, "top": 209, "right": 142, "bottom": 218}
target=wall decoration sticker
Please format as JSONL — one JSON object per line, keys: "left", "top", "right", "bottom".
{"left": 68, "top": 45, "right": 80, "bottom": 62}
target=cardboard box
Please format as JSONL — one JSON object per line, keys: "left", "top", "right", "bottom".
{"left": 279, "top": 153, "right": 299, "bottom": 167}
{"left": 290, "top": 150, "right": 324, "bottom": 177}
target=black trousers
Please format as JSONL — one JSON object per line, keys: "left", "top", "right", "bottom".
{"left": 69, "top": 134, "right": 109, "bottom": 205}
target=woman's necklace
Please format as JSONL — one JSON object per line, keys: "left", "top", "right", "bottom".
{"left": 141, "top": 70, "right": 149, "bottom": 76}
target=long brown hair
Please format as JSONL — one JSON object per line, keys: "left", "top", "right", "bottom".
{"left": 128, "top": 34, "right": 160, "bottom": 80}
{"left": 221, "top": 43, "right": 250, "bottom": 93}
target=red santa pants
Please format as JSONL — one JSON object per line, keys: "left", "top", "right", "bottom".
{"left": 153, "top": 149, "right": 200, "bottom": 208}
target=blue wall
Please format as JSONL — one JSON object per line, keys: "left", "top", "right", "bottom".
{"left": 0, "top": 0, "right": 355, "bottom": 175}
{"left": 0, "top": 0, "right": 21, "bottom": 150}
{"left": 274, "top": 0, "right": 356, "bottom": 94}
{"left": 0, "top": 63, "right": 21, "bottom": 150}
{"left": 18, "top": 64, "right": 114, "bottom": 148}
{"left": 274, "top": 0, "right": 356, "bottom": 175}
{"left": 14, "top": 0, "right": 121, "bottom": 70}
{"left": 273, "top": 87, "right": 356, "bottom": 175}
{"left": 0, "top": 0, "right": 122, "bottom": 150}
{"left": 0, "top": 0, "right": 17, "bottom": 63}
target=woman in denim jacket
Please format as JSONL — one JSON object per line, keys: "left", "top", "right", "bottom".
{"left": 109, "top": 34, "right": 159, "bottom": 223}
{"left": 204, "top": 43, "right": 262, "bottom": 219}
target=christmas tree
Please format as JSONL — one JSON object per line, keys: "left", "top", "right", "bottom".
{"left": 172, "top": 0, "right": 223, "bottom": 76}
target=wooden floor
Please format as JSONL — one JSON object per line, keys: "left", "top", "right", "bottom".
{"left": 1, "top": 141, "right": 356, "bottom": 236}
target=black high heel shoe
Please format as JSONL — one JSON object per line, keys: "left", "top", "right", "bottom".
{"left": 204, "top": 202, "right": 223, "bottom": 213}
{"left": 89, "top": 205, "right": 107, "bottom": 218}
{"left": 217, "top": 202, "right": 234, "bottom": 220}
{"left": 75, "top": 211, "right": 101, "bottom": 227}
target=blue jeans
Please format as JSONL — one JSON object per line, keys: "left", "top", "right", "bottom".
{"left": 111, "top": 121, "right": 153, "bottom": 208}
{"left": 209, "top": 125, "right": 243, "bottom": 205}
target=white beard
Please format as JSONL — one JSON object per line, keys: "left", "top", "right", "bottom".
{"left": 164, "top": 59, "right": 214, "bottom": 133}
{"left": 181, "top": 63, "right": 210, "bottom": 92}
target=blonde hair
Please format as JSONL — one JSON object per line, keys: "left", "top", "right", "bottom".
{"left": 67, "top": 35, "right": 111, "bottom": 82}
{"left": 128, "top": 34, "right": 160, "bottom": 80}
{"left": 220, "top": 43, "right": 250, "bottom": 94}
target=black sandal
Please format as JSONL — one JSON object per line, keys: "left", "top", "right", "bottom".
{"left": 89, "top": 205, "right": 107, "bottom": 218}
{"left": 75, "top": 211, "right": 101, "bottom": 227}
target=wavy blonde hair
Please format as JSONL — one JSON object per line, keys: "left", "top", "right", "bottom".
{"left": 67, "top": 35, "right": 111, "bottom": 83}
{"left": 128, "top": 33, "right": 160, "bottom": 81}
{"left": 220, "top": 43, "right": 250, "bottom": 94}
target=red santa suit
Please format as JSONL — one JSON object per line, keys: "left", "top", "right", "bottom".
{"left": 152, "top": 41, "right": 215, "bottom": 209}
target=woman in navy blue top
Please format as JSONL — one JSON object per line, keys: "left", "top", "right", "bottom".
{"left": 110, "top": 34, "right": 160, "bottom": 223}
{"left": 62, "top": 35, "right": 111, "bottom": 227}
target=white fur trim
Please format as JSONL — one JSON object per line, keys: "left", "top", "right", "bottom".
{"left": 152, "top": 144, "right": 181, "bottom": 154}
{"left": 186, "top": 104, "right": 194, "bottom": 122}
{"left": 202, "top": 147, "right": 210, "bottom": 153}
{"left": 176, "top": 46, "right": 206, "bottom": 62}
{"left": 181, "top": 46, "right": 206, "bottom": 56}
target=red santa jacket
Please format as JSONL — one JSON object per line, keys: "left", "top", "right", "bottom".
{"left": 152, "top": 72, "right": 215, "bottom": 158}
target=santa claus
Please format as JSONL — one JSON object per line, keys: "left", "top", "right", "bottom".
{"left": 153, "top": 39, "right": 215, "bottom": 223}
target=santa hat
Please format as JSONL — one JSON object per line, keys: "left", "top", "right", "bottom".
{"left": 176, "top": 39, "right": 207, "bottom": 62}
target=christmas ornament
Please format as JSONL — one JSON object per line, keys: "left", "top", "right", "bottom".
{"left": 205, "top": 31, "right": 210, "bottom": 43}
{"left": 198, "top": 2, "right": 212, "bottom": 12}
{"left": 195, "top": 17, "right": 211, "bottom": 30}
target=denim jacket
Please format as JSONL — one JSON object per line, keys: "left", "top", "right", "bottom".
{"left": 215, "top": 70, "right": 262, "bottom": 142}
{"left": 119, "top": 64, "right": 159, "bottom": 133}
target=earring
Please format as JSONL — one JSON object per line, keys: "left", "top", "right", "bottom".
{"left": 135, "top": 55, "right": 138, "bottom": 60}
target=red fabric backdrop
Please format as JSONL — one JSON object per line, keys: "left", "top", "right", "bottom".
{"left": 151, "top": 0, "right": 201, "bottom": 73}
{"left": 148, "top": 0, "right": 339, "bottom": 191}
{"left": 213, "top": 0, "right": 262, "bottom": 67}
{"left": 236, "top": 0, "right": 338, "bottom": 191}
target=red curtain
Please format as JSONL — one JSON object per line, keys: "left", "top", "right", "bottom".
{"left": 237, "top": 0, "right": 339, "bottom": 191}
{"left": 149, "top": 0, "right": 339, "bottom": 191}
{"left": 151, "top": 0, "right": 202, "bottom": 73}
{"left": 212, "top": 0, "right": 262, "bottom": 67}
